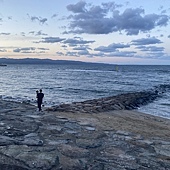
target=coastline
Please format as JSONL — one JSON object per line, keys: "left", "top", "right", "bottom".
{"left": 0, "top": 98, "right": 170, "bottom": 169}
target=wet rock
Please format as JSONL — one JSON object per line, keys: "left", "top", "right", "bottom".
{"left": 84, "top": 127, "right": 95, "bottom": 132}
{"left": 0, "top": 135, "right": 16, "bottom": 146}
{"left": 59, "top": 155, "right": 86, "bottom": 170}
{"left": 154, "top": 144, "right": 170, "bottom": 157}
{"left": 21, "top": 133, "right": 44, "bottom": 146}
{"left": 49, "top": 90, "right": 160, "bottom": 114}
{"left": 0, "top": 145, "right": 60, "bottom": 170}
{"left": 76, "top": 139, "right": 102, "bottom": 149}
{"left": 57, "top": 144, "right": 90, "bottom": 158}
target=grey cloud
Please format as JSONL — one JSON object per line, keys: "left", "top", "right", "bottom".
{"left": 36, "top": 30, "right": 48, "bottom": 36}
{"left": 61, "top": 45, "right": 67, "bottom": 48}
{"left": 136, "top": 46, "right": 164, "bottom": 52}
{"left": 21, "top": 51, "right": 35, "bottom": 54}
{"left": 29, "top": 30, "right": 48, "bottom": 36}
{"left": 56, "top": 52, "right": 64, "bottom": 56}
{"left": 38, "top": 37, "right": 65, "bottom": 43}
{"left": 21, "top": 32, "right": 26, "bottom": 36}
{"left": 66, "top": 2, "right": 169, "bottom": 35}
{"left": 63, "top": 38, "right": 95, "bottom": 46}
{"left": 0, "top": 49, "right": 7, "bottom": 52}
{"left": 66, "top": 51, "right": 78, "bottom": 56}
{"left": 31, "top": 16, "right": 39, "bottom": 21}
{"left": 29, "top": 31, "right": 35, "bottom": 34}
{"left": 92, "top": 52, "right": 105, "bottom": 57}
{"left": 29, "top": 15, "right": 48, "bottom": 24}
{"left": 145, "top": 52, "right": 166, "bottom": 58}
{"left": 13, "top": 49, "right": 21, "bottom": 53}
{"left": 0, "top": 32, "right": 10, "bottom": 35}
{"left": 73, "top": 46, "right": 90, "bottom": 51}
{"left": 51, "top": 14, "right": 58, "bottom": 18}
{"left": 37, "top": 48, "right": 49, "bottom": 51}
{"left": 39, "top": 18, "right": 47, "bottom": 24}
{"left": 67, "top": 1, "right": 86, "bottom": 13}
{"left": 13, "top": 47, "right": 49, "bottom": 54}
{"left": 107, "top": 51, "right": 136, "bottom": 57}
{"left": 13, "top": 47, "right": 36, "bottom": 53}
{"left": 8, "top": 16, "right": 12, "bottom": 20}
{"left": 131, "top": 37, "right": 162, "bottom": 45}
{"left": 168, "top": 35, "right": 170, "bottom": 38}
{"left": 77, "top": 49, "right": 90, "bottom": 56}
{"left": 94, "top": 43, "right": 130, "bottom": 53}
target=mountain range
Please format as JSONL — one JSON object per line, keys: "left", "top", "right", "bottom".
{"left": 0, "top": 58, "right": 110, "bottom": 66}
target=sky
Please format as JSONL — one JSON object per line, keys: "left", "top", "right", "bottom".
{"left": 0, "top": 0, "right": 170, "bottom": 65}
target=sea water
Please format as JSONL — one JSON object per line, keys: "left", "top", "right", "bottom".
{"left": 0, "top": 64, "right": 170, "bottom": 119}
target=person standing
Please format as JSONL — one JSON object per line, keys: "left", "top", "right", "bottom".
{"left": 37, "top": 89, "right": 44, "bottom": 111}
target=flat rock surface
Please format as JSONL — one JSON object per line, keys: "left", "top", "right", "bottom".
{"left": 0, "top": 99, "right": 170, "bottom": 169}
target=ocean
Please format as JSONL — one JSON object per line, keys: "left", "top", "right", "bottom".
{"left": 0, "top": 64, "right": 170, "bottom": 119}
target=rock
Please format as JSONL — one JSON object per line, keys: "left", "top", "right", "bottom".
{"left": 76, "top": 139, "right": 102, "bottom": 149}
{"left": 57, "top": 144, "right": 90, "bottom": 158}
{"left": 0, "top": 87, "right": 169, "bottom": 169}
{"left": 0, "top": 135, "right": 16, "bottom": 146}
{"left": 0, "top": 145, "right": 60, "bottom": 170}
{"left": 21, "top": 133, "right": 44, "bottom": 146}
{"left": 59, "top": 155, "right": 86, "bottom": 170}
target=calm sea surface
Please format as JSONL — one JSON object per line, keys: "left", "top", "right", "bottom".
{"left": 0, "top": 64, "right": 170, "bottom": 119}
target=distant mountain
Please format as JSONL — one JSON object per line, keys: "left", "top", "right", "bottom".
{"left": 0, "top": 58, "right": 114, "bottom": 66}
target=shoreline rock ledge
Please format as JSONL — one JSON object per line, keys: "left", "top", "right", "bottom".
{"left": 0, "top": 88, "right": 170, "bottom": 169}
{"left": 47, "top": 90, "right": 160, "bottom": 113}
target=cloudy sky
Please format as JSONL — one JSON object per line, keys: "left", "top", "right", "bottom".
{"left": 0, "top": 0, "right": 170, "bottom": 64}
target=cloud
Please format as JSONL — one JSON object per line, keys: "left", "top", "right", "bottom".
{"left": 37, "top": 48, "right": 49, "bottom": 51}
{"left": 13, "top": 47, "right": 36, "bottom": 53}
{"left": 8, "top": 16, "right": 12, "bottom": 20}
{"left": 77, "top": 49, "right": 90, "bottom": 56}
{"left": 144, "top": 52, "right": 167, "bottom": 59}
{"left": 61, "top": 45, "right": 67, "bottom": 48}
{"left": 131, "top": 37, "right": 162, "bottom": 45}
{"left": 37, "top": 37, "right": 65, "bottom": 43}
{"left": 13, "top": 47, "right": 49, "bottom": 54}
{"left": 63, "top": 38, "right": 95, "bottom": 46}
{"left": 65, "top": 2, "right": 169, "bottom": 35}
{"left": 66, "top": 51, "right": 78, "bottom": 56}
{"left": 72, "top": 46, "right": 91, "bottom": 51}
{"left": 29, "top": 30, "right": 48, "bottom": 36}
{"left": 94, "top": 43, "right": 130, "bottom": 53}
{"left": 67, "top": 1, "right": 86, "bottom": 13}
{"left": 51, "top": 14, "right": 58, "bottom": 18}
{"left": 28, "top": 14, "right": 48, "bottom": 24}
{"left": 136, "top": 46, "right": 164, "bottom": 52}
{"left": 36, "top": 30, "right": 48, "bottom": 36}
{"left": 56, "top": 51, "right": 64, "bottom": 56}
{"left": 20, "top": 32, "right": 26, "bottom": 36}
{"left": 107, "top": 51, "right": 136, "bottom": 57}
{"left": 0, "top": 32, "right": 10, "bottom": 35}
{"left": 0, "top": 49, "right": 7, "bottom": 52}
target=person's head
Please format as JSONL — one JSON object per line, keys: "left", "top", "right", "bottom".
{"left": 36, "top": 90, "right": 39, "bottom": 93}
{"left": 40, "top": 89, "right": 42, "bottom": 92}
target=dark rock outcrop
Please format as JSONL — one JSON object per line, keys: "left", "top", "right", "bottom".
{"left": 48, "top": 90, "right": 160, "bottom": 113}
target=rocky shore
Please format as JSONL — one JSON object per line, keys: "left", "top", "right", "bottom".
{"left": 0, "top": 90, "right": 170, "bottom": 169}
{"left": 47, "top": 90, "right": 160, "bottom": 113}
